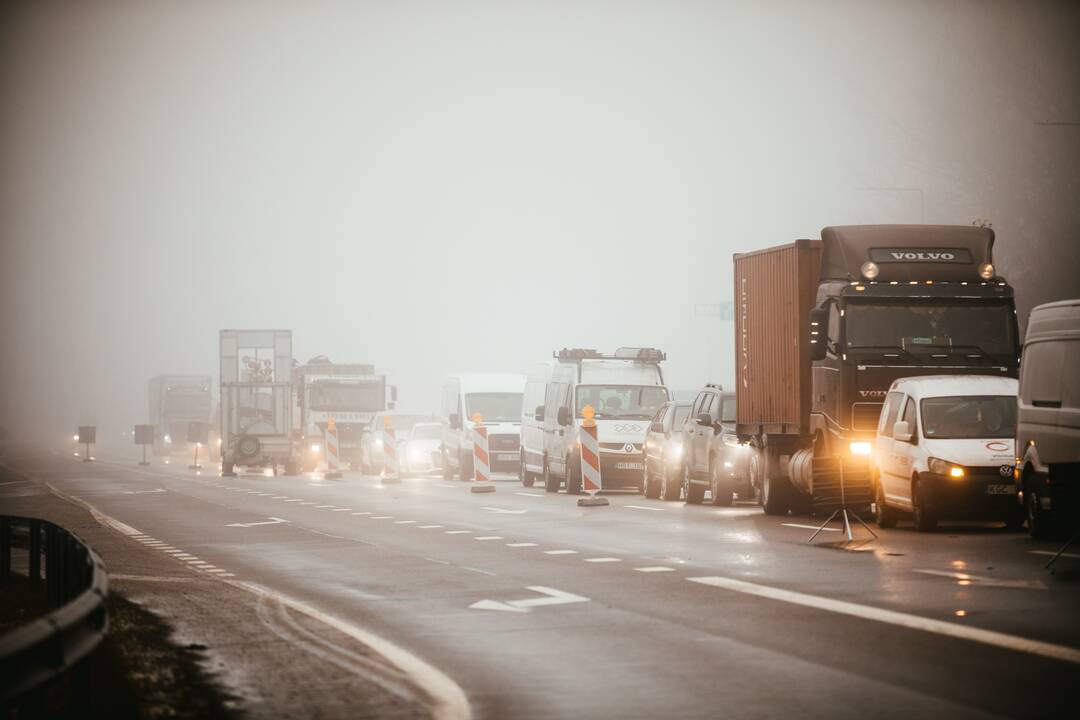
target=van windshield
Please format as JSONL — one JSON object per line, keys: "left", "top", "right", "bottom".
{"left": 920, "top": 395, "right": 1016, "bottom": 439}
{"left": 575, "top": 385, "right": 670, "bottom": 419}
{"left": 465, "top": 393, "right": 523, "bottom": 423}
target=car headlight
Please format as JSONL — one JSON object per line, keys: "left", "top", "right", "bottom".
{"left": 375, "top": 438, "right": 383, "bottom": 448}
{"left": 164, "top": 434, "right": 172, "bottom": 444}
{"left": 929, "top": 457, "right": 965, "bottom": 478}
{"left": 848, "top": 441, "right": 872, "bottom": 456}
{"left": 669, "top": 443, "right": 683, "bottom": 457}
{"left": 309, "top": 443, "right": 321, "bottom": 453}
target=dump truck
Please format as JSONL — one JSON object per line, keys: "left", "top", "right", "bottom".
{"left": 219, "top": 329, "right": 297, "bottom": 476}
{"left": 293, "top": 357, "right": 395, "bottom": 471}
{"left": 734, "top": 225, "right": 1020, "bottom": 515}
{"left": 148, "top": 375, "right": 212, "bottom": 456}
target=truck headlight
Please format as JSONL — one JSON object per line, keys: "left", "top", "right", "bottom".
{"left": 929, "top": 457, "right": 965, "bottom": 478}
{"left": 848, "top": 441, "right": 872, "bottom": 456}
{"left": 978, "top": 262, "right": 994, "bottom": 280}
{"left": 860, "top": 261, "right": 880, "bottom": 280}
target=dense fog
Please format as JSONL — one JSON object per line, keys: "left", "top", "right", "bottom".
{"left": 1, "top": 0, "right": 1078, "bottom": 445}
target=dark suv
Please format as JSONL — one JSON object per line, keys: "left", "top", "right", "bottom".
{"left": 682, "top": 385, "right": 753, "bottom": 505}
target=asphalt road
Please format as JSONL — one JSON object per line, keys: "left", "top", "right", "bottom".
{"left": 9, "top": 447, "right": 1080, "bottom": 719}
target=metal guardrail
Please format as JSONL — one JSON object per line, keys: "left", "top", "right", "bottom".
{"left": 0, "top": 515, "right": 108, "bottom": 710}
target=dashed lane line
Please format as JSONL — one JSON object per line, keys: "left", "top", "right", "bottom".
{"left": 624, "top": 505, "right": 663, "bottom": 512}
{"left": 506, "top": 542, "right": 537, "bottom": 547}
{"left": 585, "top": 557, "right": 621, "bottom": 563}
{"left": 332, "top": 508, "right": 352, "bottom": 512}
{"left": 395, "top": 520, "right": 417, "bottom": 524}
{"left": 474, "top": 536, "right": 503, "bottom": 541}
{"left": 352, "top": 511, "right": 372, "bottom": 515}
{"left": 371, "top": 516, "right": 393, "bottom": 520}
{"left": 544, "top": 550, "right": 578, "bottom": 555}
{"left": 515, "top": 492, "right": 544, "bottom": 498}
{"left": 686, "top": 575, "right": 1080, "bottom": 665}
{"left": 635, "top": 566, "right": 675, "bottom": 573}
{"left": 445, "top": 530, "right": 471, "bottom": 535}
{"left": 419, "top": 525, "right": 443, "bottom": 529}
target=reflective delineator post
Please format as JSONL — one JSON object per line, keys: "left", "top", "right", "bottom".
{"left": 578, "top": 404, "right": 608, "bottom": 507}
{"left": 325, "top": 417, "right": 342, "bottom": 479}
{"left": 470, "top": 412, "right": 495, "bottom": 493}
{"left": 381, "top": 415, "right": 400, "bottom": 484}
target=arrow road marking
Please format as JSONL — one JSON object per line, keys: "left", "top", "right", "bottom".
{"left": 480, "top": 507, "right": 528, "bottom": 514}
{"left": 469, "top": 586, "right": 590, "bottom": 613}
{"left": 226, "top": 517, "right": 291, "bottom": 528}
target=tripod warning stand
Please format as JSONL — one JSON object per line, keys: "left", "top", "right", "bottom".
{"left": 807, "top": 456, "right": 877, "bottom": 543}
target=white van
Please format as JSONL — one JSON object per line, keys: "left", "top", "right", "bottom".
{"left": 872, "top": 375, "right": 1020, "bottom": 531}
{"left": 1016, "top": 299, "right": 1080, "bottom": 538}
{"left": 520, "top": 360, "right": 556, "bottom": 486}
{"left": 540, "top": 348, "right": 670, "bottom": 494}
{"left": 440, "top": 373, "right": 526, "bottom": 481}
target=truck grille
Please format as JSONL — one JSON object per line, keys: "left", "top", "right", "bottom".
{"left": 851, "top": 403, "right": 883, "bottom": 432}
{"left": 488, "top": 434, "right": 520, "bottom": 452}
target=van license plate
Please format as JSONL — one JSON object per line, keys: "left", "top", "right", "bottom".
{"left": 496, "top": 453, "right": 517, "bottom": 462}
{"left": 615, "top": 462, "right": 643, "bottom": 470}
{"left": 986, "top": 484, "right": 1014, "bottom": 495}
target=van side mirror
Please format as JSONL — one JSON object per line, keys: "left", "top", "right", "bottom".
{"left": 390, "top": 385, "right": 398, "bottom": 402}
{"left": 449, "top": 413, "right": 461, "bottom": 430}
{"left": 557, "top": 406, "right": 572, "bottom": 426}
{"left": 809, "top": 307, "right": 829, "bottom": 361}
{"left": 893, "top": 420, "right": 913, "bottom": 443}
{"left": 534, "top": 405, "right": 545, "bottom": 422}
{"left": 649, "top": 421, "right": 664, "bottom": 433}
{"left": 696, "top": 413, "right": 712, "bottom": 427}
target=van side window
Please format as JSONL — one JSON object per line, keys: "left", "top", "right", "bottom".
{"left": 544, "top": 383, "right": 561, "bottom": 415}
{"left": 1021, "top": 341, "right": 1064, "bottom": 406}
{"left": 654, "top": 405, "right": 668, "bottom": 429}
{"left": 703, "top": 393, "right": 718, "bottom": 421}
{"left": 691, "top": 392, "right": 706, "bottom": 417}
{"left": 900, "top": 397, "right": 917, "bottom": 434}
{"left": 827, "top": 302, "right": 841, "bottom": 355}
{"left": 879, "top": 391, "right": 903, "bottom": 437}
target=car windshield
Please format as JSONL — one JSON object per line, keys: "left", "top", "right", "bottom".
{"left": 575, "top": 385, "right": 670, "bottom": 419}
{"left": 411, "top": 425, "right": 441, "bottom": 440}
{"left": 465, "top": 393, "right": 523, "bottom": 423}
{"left": 845, "top": 302, "right": 1016, "bottom": 355}
{"left": 310, "top": 383, "right": 384, "bottom": 412}
{"left": 920, "top": 395, "right": 1016, "bottom": 439}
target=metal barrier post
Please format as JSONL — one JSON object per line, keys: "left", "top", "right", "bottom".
{"left": 0, "top": 517, "right": 10, "bottom": 581}
{"left": 28, "top": 520, "right": 41, "bottom": 589}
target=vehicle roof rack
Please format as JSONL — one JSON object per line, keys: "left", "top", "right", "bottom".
{"left": 705, "top": 383, "right": 724, "bottom": 391}
{"left": 554, "top": 347, "right": 666, "bottom": 363}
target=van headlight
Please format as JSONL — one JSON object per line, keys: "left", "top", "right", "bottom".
{"left": 929, "top": 457, "right": 965, "bottom": 479}
{"left": 848, "top": 441, "right": 872, "bottom": 456}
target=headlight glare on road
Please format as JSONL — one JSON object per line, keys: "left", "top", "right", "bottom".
{"left": 848, "top": 441, "right": 872, "bottom": 456}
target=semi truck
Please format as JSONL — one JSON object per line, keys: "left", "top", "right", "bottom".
{"left": 293, "top": 357, "right": 396, "bottom": 471}
{"left": 734, "top": 225, "right": 1020, "bottom": 515}
{"left": 219, "top": 329, "right": 297, "bottom": 476}
{"left": 147, "top": 375, "right": 212, "bottom": 456}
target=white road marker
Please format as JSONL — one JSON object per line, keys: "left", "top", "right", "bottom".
{"left": 506, "top": 542, "right": 537, "bottom": 547}
{"left": 352, "top": 511, "right": 372, "bottom": 515}
{"left": 226, "top": 517, "right": 290, "bottom": 528}
{"left": 285, "top": 499, "right": 304, "bottom": 503}
{"left": 272, "top": 496, "right": 288, "bottom": 499}
{"left": 332, "top": 508, "right": 352, "bottom": 512}
{"left": 419, "top": 525, "right": 444, "bottom": 529}
{"left": 436, "top": 483, "right": 457, "bottom": 488}
{"left": 585, "top": 557, "right": 621, "bottom": 563}
{"left": 474, "top": 536, "right": 503, "bottom": 541}
{"left": 544, "top": 550, "right": 578, "bottom": 555}
{"left": 782, "top": 522, "right": 841, "bottom": 532}
{"left": 686, "top": 575, "right": 1080, "bottom": 664}
{"left": 514, "top": 492, "right": 544, "bottom": 498}
{"left": 480, "top": 507, "right": 528, "bottom": 515}
{"left": 624, "top": 504, "right": 663, "bottom": 512}
{"left": 371, "top": 515, "right": 393, "bottom": 520}
{"left": 913, "top": 569, "right": 1047, "bottom": 590}
{"left": 394, "top": 520, "right": 417, "bottom": 524}
{"left": 635, "top": 566, "right": 675, "bottom": 573}
{"left": 445, "top": 530, "right": 471, "bottom": 535}
{"left": 469, "top": 586, "right": 590, "bottom": 613}
{"left": 316, "top": 505, "right": 336, "bottom": 509}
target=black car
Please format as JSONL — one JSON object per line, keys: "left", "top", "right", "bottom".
{"left": 642, "top": 401, "right": 691, "bottom": 500}
{"left": 682, "top": 385, "right": 753, "bottom": 505}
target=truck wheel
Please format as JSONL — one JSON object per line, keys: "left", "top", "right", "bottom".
{"left": 520, "top": 454, "right": 535, "bottom": 487}
{"left": 912, "top": 477, "right": 937, "bottom": 532}
{"left": 643, "top": 463, "right": 660, "bottom": 499}
{"left": 565, "top": 455, "right": 583, "bottom": 495}
{"left": 543, "top": 460, "right": 560, "bottom": 493}
{"left": 684, "top": 464, "right": 705, "bottom": 504}
{"left": 660, "top": 464, "right": 680, "bottom": 501}
{"left": 709, "top": 462, "right": 734, "bottom": 506}
{"left": 873, "top": 478, "right": 897, "bottom": 529}
{"left": 760, "top": 472, "right": 790, "bottom": 516}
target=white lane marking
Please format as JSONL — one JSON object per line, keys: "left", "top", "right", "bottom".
{"left": 445, "top": 530, "right": 471, "bottom": 535}
{"left": 544, "top": 550, "right": 578, "bottom": 555}
{"left": 462, "top": 566, "right": 496, "bottom": 576}
{"left": 782, "top": 522, "right": 841, "bottom": 532}
{"left": 165, "top": 550, "right": 185, "bottom": 555}
{"left": 257, "top": 493, "right": 273, "bottom": 496}
{"left": 687, "top": 575, "right": 1080, "bottom": 665}
{"left": 272, "top": 496, "right": 289, "bottom": 499}
{"left": 1029, "top": 550, "right": 1080, "bottom": 560}
{"left": 469, "top": 586, "right": 590, "bottom": 613}
{"left": 394, "top": 520, "right": 417, "bottom": 525}
{"left": 285, "top": 499, "right": 305, "bottom": 503}
{"left": 585, "top": 557, "right": 621, "bottom": 563}
{"left": 480, "top": 507, "right": 527, "bottom": 515}
{"left": 316, "top": 505, "right": 336, "bottom": 509}
{"left": 506, "top": 542, "right": 537, "bottom": 547}
{"left": 218, "top": 573, "right": 236, "bottom": 577}
{"left": 352, "top": 511, "right": 372, "bottom": 515}
{"left": 420, "top": 525, "right": 444, "bottom": 529}
{"left": 515, "top": 492, "right": 544, "bottom": 498}
{"left": 226, "top": 517, "right": 290, "bottom": 528}
{"left": 624, "top": 505, "right": 663, "bottom": 512}
{"left": 437, "top": 483, "right": 457, "bottom": 488}
{"left": 299, "top": 502, "right": 317, "bottom": 505}
{"left": 180, "top": 557, "right": 200, "bottom": 562}
{"left": 913, "top": 569, "right": 1047, "bottom": 590}
{"left": 635, "top": 566, "right": 675, "bottom": 573}
{"left": 121, "top": 488, "right": 167, "bottom": 495}
{"left": 207, "top": 568, "right": 230, "bottom": 574}
{"left": 371, "top": 515, "right": 393, "bottom": 520}
{"left": 474, "top": 536, "right": 503, "bottom": 541}
{"left": 332, "top": 508, "right": 352, "bottom": 512}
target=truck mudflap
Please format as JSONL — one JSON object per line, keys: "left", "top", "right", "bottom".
{"left": 809, "top": 456, "right": 873, "bottom": 516}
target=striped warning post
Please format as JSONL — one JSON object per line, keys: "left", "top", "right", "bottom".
{"left": 578, "top": 404, "right": 608, "bottom": 507}
{"left": 470, "top": 413, "right": 495, "bottom": 493}
{"left": 381, "top": 415, "right": 400, "bottom": 483}
{"left": 324, "top": 417, "right": 342, "bottom": 479}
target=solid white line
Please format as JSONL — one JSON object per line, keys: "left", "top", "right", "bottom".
{"left": 544, "top": 550, "right": 578, "bottom": 555}
{"left": 686, "top": 575, "right": 1080, "bottom": 664}
{"left": 635, "top": 566, "right": 675, "bottom": 572}
{"left": 474, "top": 536, "right": 503, "bottom": 541}
{"left": 782, "top": 522, "right": 841, "bottom": 532}
{"left": 585, "top": 557, "right": 621, "bottom": 563}
{"left": 506, "top": 542, "right": 537, "bottom": 547}
{"left": 1029, "top": 550, "right": 1080, "bottom": 560}
{"left": 445, "top": 530, "right": 471, "bottom": 535}
{"left": 624, "top": 505, "right": 663, "bottom": 512}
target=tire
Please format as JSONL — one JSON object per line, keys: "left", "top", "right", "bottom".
{"left": 1024, "top": 471, "right": 1053, "bottom": 539}
{"left": 660, "top": 464, "right": 680, "bottom": 501}
{"left": 566, "top": 455, "right": 583, "bottom": 495}
{"left": 643, "top": 462, "right": 660, "bottom": 499}
{"left": 709, "top": 461, "right": 734, "bottom": 506}
{"left": 874, "top": 477, "right": 898, "bottom": 529}
{"left": 441, "top": 451, "right": 453, "bottom": 481}
{"left": 684, "top": 464, "right": 705, "bottom": 504}
{"left": 912, "top": 477, "right": 937, "bottom": 532}
{"left": 543, "top": 459, "right": 560, "bottom": 493}
{"left": 520, "top": 454, "right": 535, "bottom": 487}
{"left": 758, "top": 450, "right": 790, "bottom": 516}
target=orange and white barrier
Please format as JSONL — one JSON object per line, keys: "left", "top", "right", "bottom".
{"left": 578, "top": 405, "right": 608, "bottom": 506}
{"left": 381, "top": 415, "right": 399, "bottom": 482}
{"left": 324, "top": 417, "right": 342, "bottom": 479}
{"left": 470, "top": 413, "right": 495, "bottom": 493}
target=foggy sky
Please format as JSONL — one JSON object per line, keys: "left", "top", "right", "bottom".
{"left": 2, "top": 1, "right": 1079, "bottom": 445}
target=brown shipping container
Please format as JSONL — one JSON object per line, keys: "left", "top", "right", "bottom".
{"left": 734, "top": 239, "right": 822, "bottom": 437}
